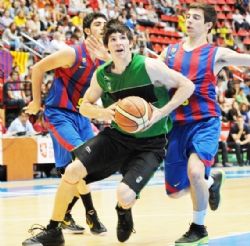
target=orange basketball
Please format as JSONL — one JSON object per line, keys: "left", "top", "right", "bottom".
{"left": 114, "top": 96, "right": 152, "bottom": 133}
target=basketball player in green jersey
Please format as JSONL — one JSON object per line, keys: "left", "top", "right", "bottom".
{"left": 22, "top": 19, "right": 194, "bottom": 246}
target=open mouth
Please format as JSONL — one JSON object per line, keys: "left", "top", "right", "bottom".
{"left": 116, "top": 49, "right": 124, "bottom": 53}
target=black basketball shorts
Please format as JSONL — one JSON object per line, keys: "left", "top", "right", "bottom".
{"left": 73, "top": 127, "right": 167, "bottom": 194}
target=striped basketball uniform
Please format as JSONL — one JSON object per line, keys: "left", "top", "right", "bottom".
{"left": 44, "top": 43, "right": 103, "bottom": 167}
{"left": 74, "top": 54, "right": 171, "bottom": 193}
{"left": 163, "top": 42, "right": 221, "bottom": 194}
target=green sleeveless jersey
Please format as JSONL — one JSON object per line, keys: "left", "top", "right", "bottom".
{"left": 96, "top": 54, "right": 172, "bottom": 138}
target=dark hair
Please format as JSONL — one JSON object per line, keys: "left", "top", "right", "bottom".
{"left": 103, "top": 19, "right": 133, "bottom": 46}
{"left": 82, "top": 12, "right": 107, "bottom": 37}
{"left": 188, "top": 3, "right": 217, "bottom": 33}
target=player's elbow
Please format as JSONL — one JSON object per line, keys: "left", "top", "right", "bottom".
{"left": 185, "top": 79, "right": 195, "bottom": 96}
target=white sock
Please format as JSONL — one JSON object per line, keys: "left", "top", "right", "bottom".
{"left": 206, "top": 176, "right": 214, "bottom": 189}
{"left": 193, "top": 209, "right": 207, "bottom": 225}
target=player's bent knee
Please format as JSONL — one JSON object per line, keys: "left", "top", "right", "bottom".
{"left": 117, "top": 182, "right": 136, "bottom": 209}
{"left": 63, "top": 159, "right": 87, "bottom": 184}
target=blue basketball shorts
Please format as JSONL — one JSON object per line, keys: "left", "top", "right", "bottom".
{"left": 44, "top": 107, "right": 94, "bottom": 167}
{"left": 164, "top": 117, "right": 221, "bottom": 194}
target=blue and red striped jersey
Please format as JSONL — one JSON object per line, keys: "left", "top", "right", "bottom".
{"left": 164, "top": 42, "right": 221, "bottom": 123}
{"left": 45, "top": 43, "right": 103, "bottom": 112}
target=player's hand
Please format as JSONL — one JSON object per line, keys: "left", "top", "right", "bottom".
{"left": 100, "top": 103, "right": 117, "bottom": 122}
{"left": 85, "top": 35, "right": 111, "bottom": 62}
{"left": 142, "top": 104, "right": 165, "bottom": 131}
{"left": 25, "top": 101, "right": 41, "bottom": 115}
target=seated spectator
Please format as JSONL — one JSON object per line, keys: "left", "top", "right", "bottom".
{"left": 6, "top": 109, "right": 36, "bottom": 136}
{"left": 235, "top": 87, "right": 249, "bottom": 105}
{"left": 217, "top": 94, "right": 232, "bottom": 122}
{"left": 13, "top": 9, "right": 26, "bottom": 29}
{"left": 240, "top": 103, "right": 250, "bottom": 125}
{"left": 214, "top": 121, "right": 231, "bottom": 167}
{"left": 0, "top": 9, "right": 13, "bottom": 28}
{"left": 2, "top": 22, "right": 21, "bottom": 50}
{"left": 214, "top": 141, "right": 230, "bottom": 167}
{"left": 35, "top": 31, "right": 51, "bottom": 55}
{"left": 49, "top": 31, "right": 69, "bottom": 53}
{"left": 227, "top": 101, "right": 241, "bottom": 122}
{"left": 4, "top": 71, "right": 27, "bottom": 108}
{"left": 227, "top": 115, "right": 250, "bottom": 166}
{"left": 241, "top": 80, "right": 250, "bottom": 102}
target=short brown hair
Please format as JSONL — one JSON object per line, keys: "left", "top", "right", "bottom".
{"left": 103, "top": 19, "right": 133, "bottom": 47}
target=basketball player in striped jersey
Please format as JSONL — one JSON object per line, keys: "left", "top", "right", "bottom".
{"left": 160, "top": 3, "right": 250, "bottom": 245}
{"left": 23, "top": 13, "right": 109, "bottom": 245}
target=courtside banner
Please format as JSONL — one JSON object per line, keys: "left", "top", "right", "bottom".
{"left": 37, "top": 136, "right": 55, "bottom": 163}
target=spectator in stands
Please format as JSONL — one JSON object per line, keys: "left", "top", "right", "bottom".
{"left": 68, "top": 0, "right": 86, "bottom": 15}
{"left": 70, "top": 11, "right": 85, "bottom": 28}
{"left": 14, "top": 9, "right": 27, "bottom": 29}
{"left": 24, "top": 13, "right": 41, "bottom": 38}
{"left": 49, "top": 31, "right": 69, "bottom": 53}
{"left": 2, "top": 22, "right": 21, "bottom": 50}
{"left": 227, "top": 115, "right": 250, "bottom": 166}
{"left": 236, "top": 87, "right": 249, "bottom": 105}
{"left": 228, "top": 101, "right": 241, "bottom": 122}
{"left": 232, "top": 9, "right": 249, "bottom": 32}
{"left": 6, "top": 109, "right": 36, "bottom": 136}
{"left": 214, "top": 140, "right": 230, "bottom": 167}
{"left": 0, "top": 9, "right": 13, "bottom": 28}
{"left": 135, "top": 2, "right": 155, "bottom": 27}
{"left": 156, "top": 0, "right": 177, "bottom": 15}
{"left": 4, "top": 70, "right": 27, "bottom": 108}
{"left": 217, "top": 94, "right": 231, "bottom": 122}
{"left": 241, "top": 79, "right": 250, "bottom": 102}
{"left": 35, "top": 31, "right": 51, "bottom": 55}
{"left": 240, "top": 102, "right": 250, "bottom": 124}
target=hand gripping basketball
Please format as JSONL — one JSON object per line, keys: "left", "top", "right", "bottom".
{"left": 114, "top": 96, "right": 152, "bottom": 133}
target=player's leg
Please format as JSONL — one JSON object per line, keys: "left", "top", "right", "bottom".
{"left": 22, "top": 159, "right": 86, "bottom": 246}
{"left": 48, "top": 108, "right": 106, "bottom": 234}
{"left": 56, "top": 166, "right": 85, "bottom": 234}
{"left": 77, "top": 115, "right": 107, "bottom": 234}
{"left": 174, "top": 118, "right": 222, "bottom": 246}
{"left": 116, "top": 148, "right": 164, "bottom": 242}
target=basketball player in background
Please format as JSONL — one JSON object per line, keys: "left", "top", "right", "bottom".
{"left": 23, "top": 19, "right": 194, "bottom": 246}
{"left": 160, "top": 3, "right": 250, "bottom": 245}
{"left": 23, "top": 13, "right": 109, "bottom": 245}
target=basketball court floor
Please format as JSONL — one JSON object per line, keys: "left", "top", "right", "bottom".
{"left": 1, "top": 166, "right": 250, "bottom": 246}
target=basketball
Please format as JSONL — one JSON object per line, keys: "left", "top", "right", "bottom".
{"left": 114, "top": 96, "right": 152, "bottom": 133}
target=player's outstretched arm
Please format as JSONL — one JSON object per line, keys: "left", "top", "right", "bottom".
{"left": 26, "top": 47, "right": 75, "bottom": 115}
{"left": 214, "top": 47, "right": 250, "bottom": 75}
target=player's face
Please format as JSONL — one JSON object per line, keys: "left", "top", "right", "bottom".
{"left": 107, "top": 32, "right": 132, "bottom": 58}
{"left": 185, "top": 8, "right": 210, "bottom": 37}
{"left": 89, "top": 17, "right": 107, "bottom": 41}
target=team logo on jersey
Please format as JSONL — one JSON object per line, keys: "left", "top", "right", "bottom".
{"left": 104, "top": 75, "right": 112, "bottom": 90}
{"left": 182, "top": 99, "right": 189, "bottom": 106}
{"left": 171, "top": 47, "right": 177, "bottom": 54}
{"left": 167, "top": 47, "right": 177, "bottom": 60}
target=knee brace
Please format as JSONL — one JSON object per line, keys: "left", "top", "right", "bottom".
{"left": 117, "top": 182, "right": 136, "bottom": 209}
{"left": 63, "top": 159, "right": 87, "bottom": 184}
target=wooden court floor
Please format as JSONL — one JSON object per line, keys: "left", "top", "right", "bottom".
{"left": 1, "top": 168, "right": 250, "bottom": 246}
